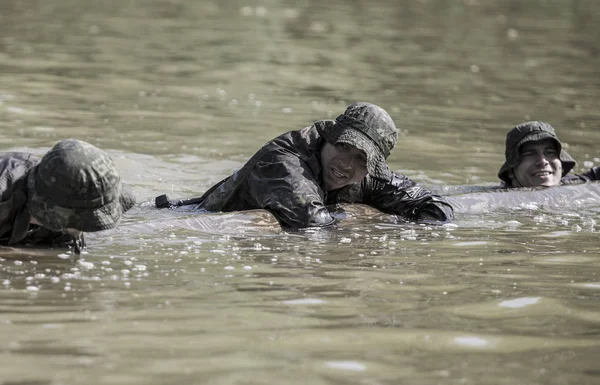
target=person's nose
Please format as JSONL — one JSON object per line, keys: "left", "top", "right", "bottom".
{"left": 339, "top": 153, "right": 354, "bottom": 170}
{"left": 534, "top": 151, "right": 549, "bottom": 166}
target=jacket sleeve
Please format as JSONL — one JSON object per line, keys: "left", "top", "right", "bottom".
{"left": 579, "top": 167, "right": 600, "bottom": 181}
{"left": 245, "top": 154, "right": 335, "bottom": 228}
{"left": 363, "top": 173, "right": 454, "bottom": 223}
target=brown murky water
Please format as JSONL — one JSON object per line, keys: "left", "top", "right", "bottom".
{"left": 1, "top": 0, "right": 600, "bottom": 384}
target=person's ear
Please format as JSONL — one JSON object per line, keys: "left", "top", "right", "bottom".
{"left": 507, "top": 170, "right": 516, "bottom": 187}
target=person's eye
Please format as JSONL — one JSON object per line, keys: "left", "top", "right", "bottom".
{"left": 521, "top": 151, "right": 534, "bottom": 158}
{"left": 358, "top": 154, "right": 367, "bottom": 164}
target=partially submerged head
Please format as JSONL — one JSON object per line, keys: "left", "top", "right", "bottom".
{"left": 498, "top": 121, "right": 576, "bottom": 187}
{"left": 315, "top": 102, "right": 398, "bottom": 191}
{"left": 27, "top": 139, "right": 135, "bottom": 241}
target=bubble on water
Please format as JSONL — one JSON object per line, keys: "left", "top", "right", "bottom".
{"left": 224, "top": 266, "right": 235, "bottom": 270}
{"left": 507, "top": 28, "right": 519, "bottom": 40}
{"left": 499, "top": 297, "right": 540, "bottom": 308}
{"left": 243, "top": 266, "right": 252, "bottom": 270}
{"left": 3, "top": 279, "right": 10, "bottom": 286}
{"left": 26, "top": 286, "right": 39, "bottom": 292}
{"left": 453, "top": 241, "right": 487, "bottom": 246}
{"left": 582, "top": 218, "right": 596, "bottom": 231}
{"left": 454, "top": 336, "right": 488, "bottom": 347}
{"left": 57, "top": 253, "right": 70, "bottom": 260}
{"left": 283, "top": 298, "right": 326, "bottom": 305}
{"left": 77, "top": 261, "right": 94, "bottom": 270}
{"left": 14, "top": 260, "right": 23, "bottom": 266}
{"left": 325, "top": 361, "right": 366, "bottom": 371}
{"left": 339, "top": 237, "right": 352, "bottom": 243}
{"left": 50, "top": 277, "right": 60, "bottom": 284}
{"left": 240, "top": 6, "right": 253, "bottom": 16}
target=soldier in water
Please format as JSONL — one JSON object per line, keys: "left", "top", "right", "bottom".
{"left": 156, "top": 102, "right": 454, "bottom": 227}
{"left": 0, "top": 139, "right": 135, "bottom": 255}
{"left": 498, "top": 121, "right": 600, "bottom": 188}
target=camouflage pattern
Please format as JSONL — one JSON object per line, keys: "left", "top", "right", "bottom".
{"left": 498, "top": 121, "right": 576, "bottom": 185}
{"left": 27, "top": 139, "right": 135, "bottom": 233}
{"left": 315, "top": 102, "right": 398, "bottom": 182}
{"left": 181, "top": 122, "right": 453, "bottom": 228}
{"left": 0, "top": 153, "right": 41, "bottom": 244}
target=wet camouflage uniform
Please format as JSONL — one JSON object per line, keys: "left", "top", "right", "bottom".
{"left": 498, "top": 121, "right": 600, "bottom": 187}
{"left": 0, "top": 139, "right": 135, "bottom": 251}
{"left": 172, "top": 102, "right": 454, "bottom": 227}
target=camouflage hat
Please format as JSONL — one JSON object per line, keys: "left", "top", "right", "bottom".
{"left": 498, "top": 121, "right": 576, "bottom": 184}
{"left": 26, "top": 139, "right": 135, "bottom": 232}
{"left": 315, "top": 102, "right": 398, "bottom": 181}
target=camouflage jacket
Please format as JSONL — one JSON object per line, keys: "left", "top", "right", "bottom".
{"left": 0, "top": 152, "right": 70, "bottom": 246}
{"left": 195, "top": 126, "right": 454, "bottom": 228}
{"left": 560, "top": 167, "right": 600, "bottom": 185}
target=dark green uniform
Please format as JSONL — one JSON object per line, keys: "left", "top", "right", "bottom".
{"left": 0, "top": 153, "right": 67, "bottom": 245}
{"left": 1, "top": 139, "right": 135, "bottom": 250}
{"left": 193, "top": 125, "right": 453, "bottom": 227}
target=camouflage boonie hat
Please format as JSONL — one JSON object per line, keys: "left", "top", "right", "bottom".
{"left": 315, "top": 102, "right": 398, "bottom": 181}
{"left": 27, "top": 139, "right": 135, "bottom": 232}
{"left": 498, "top": 121, "right": 576, "bottom": 184}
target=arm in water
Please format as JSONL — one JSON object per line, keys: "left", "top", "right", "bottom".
{"left": 363, "top": 172, "right": 454, "bottom": 223}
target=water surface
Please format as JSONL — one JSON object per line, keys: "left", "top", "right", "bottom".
{"left": 1, "top": 1, "right": 599, "bottom": 384}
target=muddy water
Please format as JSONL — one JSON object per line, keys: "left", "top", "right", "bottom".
{"left": 1, "top": 0, "right": 599, "bottom": 384}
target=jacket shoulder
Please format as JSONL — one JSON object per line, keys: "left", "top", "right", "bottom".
{"left": 0, "top": 152, "right": 40, "bottom": 199}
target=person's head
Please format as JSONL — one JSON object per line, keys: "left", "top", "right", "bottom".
{"left": 498, "top": 121, "right": 576, "bottom": 187}
{"left": 315, "top": 102, "right": 398, "bottom": 191}
{"left": 27, "top": 139, "right": 135, "bottom": 249}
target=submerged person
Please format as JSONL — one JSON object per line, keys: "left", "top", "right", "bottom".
{"left": 498, "top": 121, "right": 600, "bottom": 188}
{"left": 156, "top": 102, "right": 454, "bottom": 227}
{"left": 0, "top": 139, "right": 136, "bottom": 254}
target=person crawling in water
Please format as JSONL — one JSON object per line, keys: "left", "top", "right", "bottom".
{"left": 0, "top": 139, "right": 135, "bottom": 256}
{"left": 498, "top": 121, "right": 600, "bottom": 188}
{"left": 156, "top": 102, "right": 454, "bottom": 227}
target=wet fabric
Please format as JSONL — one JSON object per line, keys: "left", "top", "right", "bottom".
{"left": 192, "top": 125, "right": 453, "bottom": 228}
{"left": 558, "top": 167, "right": 600, "bottom": 185}
{"left": 315, "top": 102, "right": 398, "bottom": 181}
{"left": 0, "top": 152, "right": 66, "bottom": 245}
{"left": 28, "top": 139, "right": 136, "bottom": 232}
{"left": 1, "top": 141, "right": 136, "bottom": 247}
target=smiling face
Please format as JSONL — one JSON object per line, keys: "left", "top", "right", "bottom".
{"left": 320, "top": 142, "right": 369, "bottom": 191}
{"left": 509, "top": 138, "right": 563, "bottom": 187}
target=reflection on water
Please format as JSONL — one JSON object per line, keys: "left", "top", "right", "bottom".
{"left": 1, "top": 0, "right": 600, "bottom": 384}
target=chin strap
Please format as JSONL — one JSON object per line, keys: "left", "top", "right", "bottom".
{"left": 509, "top": 170, "right": 524, "bottom": 188}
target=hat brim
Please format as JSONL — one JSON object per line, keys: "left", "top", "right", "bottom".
{"left": 315, "top": 120, "right": 392, "bottom": 182}
{"left": 27, "top": 169, "right": 136, "bottom": 232}
{"left": 498, "top": 132, "right": 576, "bottom": 184}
